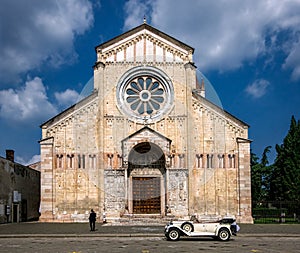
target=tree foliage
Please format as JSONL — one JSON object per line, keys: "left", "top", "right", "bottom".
{"left": 269, "top": 116, "right": 300, "bottom": 201}
{"left": 251, "top": 146, "right": 272, "bottom": 203}
{"left": 251, "top": 116, "right": 300, "bottom": 203}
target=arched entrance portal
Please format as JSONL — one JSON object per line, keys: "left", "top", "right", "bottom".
{"left": 128, "top": 142, "right": 166, "bottom": 215}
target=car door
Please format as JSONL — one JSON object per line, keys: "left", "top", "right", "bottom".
{"left": 193, "top": 223, "right": 207, "bottom": 233}
{"left": 203, "top": 223, "right": 218, "bottom": 234}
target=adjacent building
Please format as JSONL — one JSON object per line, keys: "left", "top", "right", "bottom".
{"left": 0, "top": 150, "right": 40, "bottom": 223}
{"left": 40, "top": 23, "right": 253, "bottom": 223}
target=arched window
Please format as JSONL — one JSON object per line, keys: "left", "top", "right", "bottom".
{"left": 228, "top": 154, "right": 235, "bottom": 168}
{"left": 196, "top": 154, "right": 203, "bottom": 168}
{"left": 207, "top": 154, "right": 213, "bottom": 168}
{"left": 218, "top": 154, "right": 224, "bottom": 168}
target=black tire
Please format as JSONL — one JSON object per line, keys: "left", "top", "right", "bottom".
{"left": 167, "top": 228, "right": 181, "bottom": 241}
{"left": 218, "top": 228, "right": 231, "bottom": 241}
{"left": 181, "top": 222, "right": 194, "bottom": 233}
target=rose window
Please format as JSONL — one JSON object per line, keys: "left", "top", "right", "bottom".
{"left": 125, "top": 77, "right": 166, "bottom": 115}
{"left": 116, "top": 66, "right": 174, "bottom": 123}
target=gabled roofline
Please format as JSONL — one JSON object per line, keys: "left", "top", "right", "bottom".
{"left": 40, "top": 90, "right": 98, "bottom": 128}
{"left": 95, "top": 23, "right": 194, "bottom": 54}
{"left": 38, "top": 136, "right": 54, "bottom": 143}
{"left": 192, "top": 90, "right": 250, "bottom": 128}
{"left": 0, "top": 155, "right": 40, "bottom": 173}
{"left": 237, "top": 137, "right": 253, "bottom": 143}
{"left": 121, "top": 126, "right": 172, "bottom": 143}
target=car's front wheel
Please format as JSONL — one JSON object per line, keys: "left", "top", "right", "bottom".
{"left": 218, "top": 228, "right": 231, "bottom": 241}
{"left": 167, "top": 228, "right": 181, "bottom": 241}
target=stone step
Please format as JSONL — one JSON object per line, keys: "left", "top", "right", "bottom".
{"left": 104, "top": 214, "right": 225, "bottom": 225}
{"left": 104, "top": 214, "right": 176, "bottom": 225}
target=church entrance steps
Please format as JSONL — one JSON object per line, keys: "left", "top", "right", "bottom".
{"left": 103, "top": 214, "right": 230, "bottom": 225}
{"left": 104, "top": 214, "right": 176, "bottom": 225}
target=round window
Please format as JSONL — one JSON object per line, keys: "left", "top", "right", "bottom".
{"left": 116, "top": 66, "right": 174, "bottom": 123}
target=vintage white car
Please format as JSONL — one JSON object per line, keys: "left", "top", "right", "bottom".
{"left": 164, "top": 216, "right": 239, "bottom": 241}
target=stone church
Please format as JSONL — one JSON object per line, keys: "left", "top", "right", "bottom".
{"left": 39, "top": 22, "right": 253, "bottom": 223}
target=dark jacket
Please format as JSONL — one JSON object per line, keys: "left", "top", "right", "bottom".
{"left": 89, "top": 212, "right": 96, "bottom": 221}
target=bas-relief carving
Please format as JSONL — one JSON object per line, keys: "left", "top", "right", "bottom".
{"left": 130, "top": 168, "right": 161, "bottom": 176}
{"left": 104, "top": 169, "right": 125, "bottom": 211}
{"left": 167, "top": 169, "right": 188, "bottom": 215}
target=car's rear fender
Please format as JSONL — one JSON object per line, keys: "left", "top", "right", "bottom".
{"left": 216, "top": 225, "right": 232, "bottom": 236}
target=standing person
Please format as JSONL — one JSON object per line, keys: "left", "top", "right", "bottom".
{"left": 89, "top": 209, "right": 96, "bottom": 231}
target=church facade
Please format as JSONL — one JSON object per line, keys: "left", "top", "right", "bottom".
{"left": 39, "top": 23, "right": 253, "bottom": 223}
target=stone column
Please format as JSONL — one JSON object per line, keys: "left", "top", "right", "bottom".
{"left": 184, "top": 62, "right": 197, "bottom": 216}
{"left": 39, "top": 137, "right": 54, "bottom": 221}
{"left": 95, "top": 62, "right": 106, "bottom": 216}
{"left": 236, "top": 137, "right": 253, "bottom": 223}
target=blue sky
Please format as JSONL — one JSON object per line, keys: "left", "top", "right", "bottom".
{"left": 0, "top": 0, "right": 299, "bottom": 165}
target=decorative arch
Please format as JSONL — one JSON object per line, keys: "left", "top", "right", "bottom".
{"left": 126, "top": 141, "right": 167, "bottom": 215}
{"left": 128, "top": 141, "right": 166, "bottom": 176}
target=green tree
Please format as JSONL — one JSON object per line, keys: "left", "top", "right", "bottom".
{"left": 251, "top": 146, "right": 272, "bottom": 204}
{"left": 251, "top": 151, "right": 261, "bottom": 203}
{"left": 270, "top": 116, "right": 300, "bottom": 201}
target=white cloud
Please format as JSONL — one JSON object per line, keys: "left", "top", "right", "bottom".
{"left": 123, "top": 0, "right": 152, "bottom": 30}
{"left": 16, "top": 155, "right": 41, "bottom": 166}
{"left": 0, "top": 77, "right": 58, "bottom": 122}
{"left": 55, "top": 89, "right": 80, "bottom": 107}
{"left": 124, "top": 0, "right": 300, "bottom": 79}
{"left": 245, "top": 79, "right": 270, "bottom": 98}
{"left": 283, "top": 39, "right": 300, "bottom": 80}
{"left": 0, "top": 0, "right": 94, "bottom": 84}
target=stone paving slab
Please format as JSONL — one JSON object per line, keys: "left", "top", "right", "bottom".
{"left": 0, "top": 222, "right": 299, "bottom": 237}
